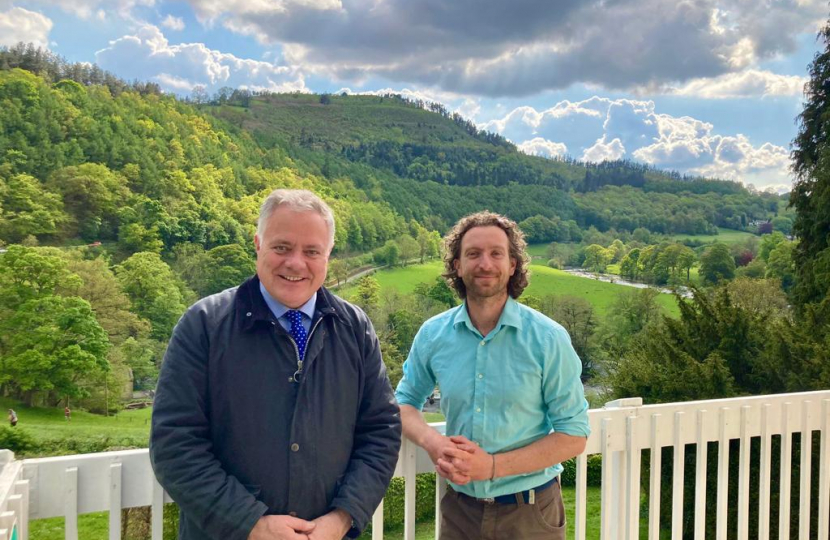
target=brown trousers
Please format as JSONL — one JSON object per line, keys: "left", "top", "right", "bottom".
{"left": 439, "top": 481, "right": 566, "bottom": 540}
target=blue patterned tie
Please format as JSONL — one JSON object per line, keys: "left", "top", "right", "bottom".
{"left": 285, "top": 310, "right": 307, "bottom": 360}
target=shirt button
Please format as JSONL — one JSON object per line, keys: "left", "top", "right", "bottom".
{"left": 480, "top": 341, "right": 485, "bottom": 346}
{"left": 476, "top": 407, "right": 481, "bottom": 413}
{"left": 290, "top": 443, "right": 300, "bottom": 452}
{"left": 478, "top": 373, "right": 483, "bottom": 379}
{"left": 246, "top": 312, "right": 252, "bottom": 317}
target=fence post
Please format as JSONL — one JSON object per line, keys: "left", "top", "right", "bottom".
{"left": 603, "top": 398, "right": 642, "bottom": 540}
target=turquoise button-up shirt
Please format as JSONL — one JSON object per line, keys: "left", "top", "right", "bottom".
{"left": 395, "top": 297, "right": 591, "bottom": 498}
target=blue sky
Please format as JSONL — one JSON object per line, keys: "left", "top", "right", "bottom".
{"left": 2, "top": 0, "right": 826, "bottom": 192}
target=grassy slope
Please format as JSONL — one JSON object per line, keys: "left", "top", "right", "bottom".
{"left": 666, "top": 227, "right": 757, "bottom": 244}
{"left": 0, "top": 397, "right": 151, "bottom": 445}
{"left": 342, "top": 261, "right": 680, "bottom": 318}
{"left": 210, "top": 94, "right": 496, "bottom": 148}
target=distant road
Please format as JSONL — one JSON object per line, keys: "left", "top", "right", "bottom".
{"left": 327, "top": 258, "right": 423, "bottom": 290}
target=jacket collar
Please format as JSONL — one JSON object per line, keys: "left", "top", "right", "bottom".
{"left": 236, "top": 275, "right": 342, "bottom": 332}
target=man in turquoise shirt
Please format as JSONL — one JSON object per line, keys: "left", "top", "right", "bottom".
{"left": 396, "top": 211, "right": 590, "bottom": 539}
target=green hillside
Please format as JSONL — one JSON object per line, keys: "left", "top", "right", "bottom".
{"left": 341, "top": 262, "right": 680, "bottom": 318}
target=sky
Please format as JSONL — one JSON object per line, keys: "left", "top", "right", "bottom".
{"left": 1, "top": 0, "right": 826, "bottom": 192}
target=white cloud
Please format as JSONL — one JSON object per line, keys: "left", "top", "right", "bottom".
{"left": 455, "top": 98, "right": 481, "bottom": 121}
{"left": 582, "top": 138, "right": 626, "bottom": 162}
{"left": 483, "top": 95, "right": 793, "bottom": 189}
{"left": 669, "top": 69, "right": 807, "bottom": 99}
{"left": 154, "top": 73, "right": 196, "bottom": 91}
{"left": 518, "top": 138, "right": 568, "bottom": 159}
{"left": 95, "top": 25, "right": 307, "bottom": 96}
{"left": 0, "top": 6, "right": 52, "bottom": 49}
{"left": 480, "top": 98, "right": 609, "bottom": 153}
{"left": 161, "top": 14, "right": 185, "bottom": 31}
{"left": 176, "top": 0, "right": 825, "bottom": 96}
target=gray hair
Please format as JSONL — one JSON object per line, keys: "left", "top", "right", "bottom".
{"left": 257, "top": 189, "right": 336, "bottom": 250}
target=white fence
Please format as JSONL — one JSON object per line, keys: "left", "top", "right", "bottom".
{"left": 0, "top": 390, "right": 827, "bottom": 540}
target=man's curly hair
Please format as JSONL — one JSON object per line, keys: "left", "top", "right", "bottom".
{"left": 442, "top": 211, "right": 530, "bottom": 299}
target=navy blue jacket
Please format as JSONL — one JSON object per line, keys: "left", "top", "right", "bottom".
{"left": 150, "top": 277, "right": 401, "bottom": 540}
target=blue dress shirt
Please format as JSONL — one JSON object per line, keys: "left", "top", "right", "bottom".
{"left": 395, "top": 297, "right": 591, "bottom": 498}
{"left": 259, "top": 283, "right": 316, "bottom": 333}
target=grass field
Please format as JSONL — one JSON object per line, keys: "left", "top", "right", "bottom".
{"left": 341, "top": 261, "right": 681, "bottom": 318}
{"left": 0, "top": 396, "right": 151, "bottom": 447}
{"left": 667, "top": 227, "right": 758, "bottom": 245}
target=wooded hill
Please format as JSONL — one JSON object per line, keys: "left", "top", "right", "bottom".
{"left": 0, "top": 44, "right": 782, "bottom": 260}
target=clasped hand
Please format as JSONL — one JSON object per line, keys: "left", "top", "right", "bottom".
{"left": 248, "top": 509, "right": 351, "bottom": 540}
{"left": 432, "top": 435, "right": 494, "bottom": 485}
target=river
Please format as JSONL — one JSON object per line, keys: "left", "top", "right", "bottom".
{"left": 561, "top": 268, "right": 692, "bottom": 298}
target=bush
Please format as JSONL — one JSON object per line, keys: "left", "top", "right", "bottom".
{"left": 375, "top": 474, "right": 436, "bottom": 530}
{"left": 559, "top": 454, "right": 602, "bottom": 487}
{"left": 28, "top": 435, "right": 146, "bottom": 457}
{"left": 0, "top": 426, "right": 38, "bottom": 454}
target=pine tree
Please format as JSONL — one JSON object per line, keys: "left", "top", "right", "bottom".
{"left": 791, "top": 21, "right": 830, "bottom": 320}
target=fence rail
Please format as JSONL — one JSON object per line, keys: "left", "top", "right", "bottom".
{"left": 0, "top": 390, "right": 827, "bottom": 540}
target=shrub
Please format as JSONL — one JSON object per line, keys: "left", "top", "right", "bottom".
{"left": 559, "top": 454, "right": 602, "bottom": 487}
{"left": 0, "top": 426, "right": 38, "bottom": 454}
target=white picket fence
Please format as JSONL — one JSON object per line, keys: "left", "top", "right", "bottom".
{"left": 0, "top": 390, "right": 827, "bottom": 540}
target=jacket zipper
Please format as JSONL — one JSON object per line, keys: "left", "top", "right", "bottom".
{"left": 283, "top": 317, "right": 324, "bottom": 383}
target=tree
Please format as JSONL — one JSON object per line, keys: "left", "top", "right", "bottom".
{"left": 791, "top": 20, "right": 830, "bottom": 316}
{"left": 771, "top": 216, "right": 793, "bottom": 235}
{"left": 758, "top": 231, "right": 786, "bottom": 262}
{"left": 608, "top": 287, "right": 770, "bottom": 402}
{"left": 115, "top": 252, "right": 188, "bottom": 340}
{"left": 373, "top": 240, "right": 400, "bottom": 267}
{"left": 699, "top": 243, "right": 735, "bottom": 285}
{"left": 59, "top": 255, "right": 150, "bottom": 345}
{"left": 416, "top": 227, "right": 441, "bottom": 263}
{"left": 0, "top": 245, "right": 80, "bottom": 310}
{"left": 608, "top": 239, "right": 626, "bottom": 263}
{"left": 619, "top": 248, "right": 641, "bottom": 280}
{"left": 329, "top": 259, "right": 349, "bottom": 286}
{"left": 200, "top": 244, "right": 256, "bottom": 297}
{"left": 414, "top": 276, "right": 457, "bottom": 309}
{"left": 353, "top": 275, "right": 380, "bottom": 314}
{"left": 0, "top": 296, "right": 110, "bottom": 404}
{"left": 726, "top": 278, "right": 790, "bottom": 319}
{"left": 397, "top": 235, "right": 420, "bottom": 266}
{"left": 540, "top": 295, "right": 597, "bottom": 378}
{"left": 765, "top": 240, "right": 796, "bottom": 291}
{"left": 0, "top": 174, "right": 67, "bottom": 242}
{"left": 46, "top": 164, "right": 130, "bottom": 240}
{"left": 583, "top": 244, "right": 612, "bottom": 273}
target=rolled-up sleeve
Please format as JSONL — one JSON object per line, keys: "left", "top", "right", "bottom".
{"left": 394, "top": 326, "right": 437, "bottom": 410}
{"left": 542, "top": 326, "right": 591, "bottom": 438}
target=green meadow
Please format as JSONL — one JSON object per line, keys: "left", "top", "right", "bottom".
{"left": 666, "top": 227, "right": 758, "bottom": 245}
{"left": 0, "top": 397, "right": 151, "bottom": 448}
{"left": 342, "top": 261, "right": 681, "bottom": 318}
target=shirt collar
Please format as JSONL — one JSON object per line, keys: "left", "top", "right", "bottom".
{"left": 259, "top": 282, "right": 317, "bottom": 322}
{"left": 452, "top": 296, "right": 523, "bottom": 335}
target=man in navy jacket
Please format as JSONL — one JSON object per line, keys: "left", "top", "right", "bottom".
{"left": 150, "top": 189, "right": 401, "bottom": 540}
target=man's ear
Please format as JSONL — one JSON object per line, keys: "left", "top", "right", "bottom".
{"left": 254, "top": 234, "right": 261, "bottom": 253}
